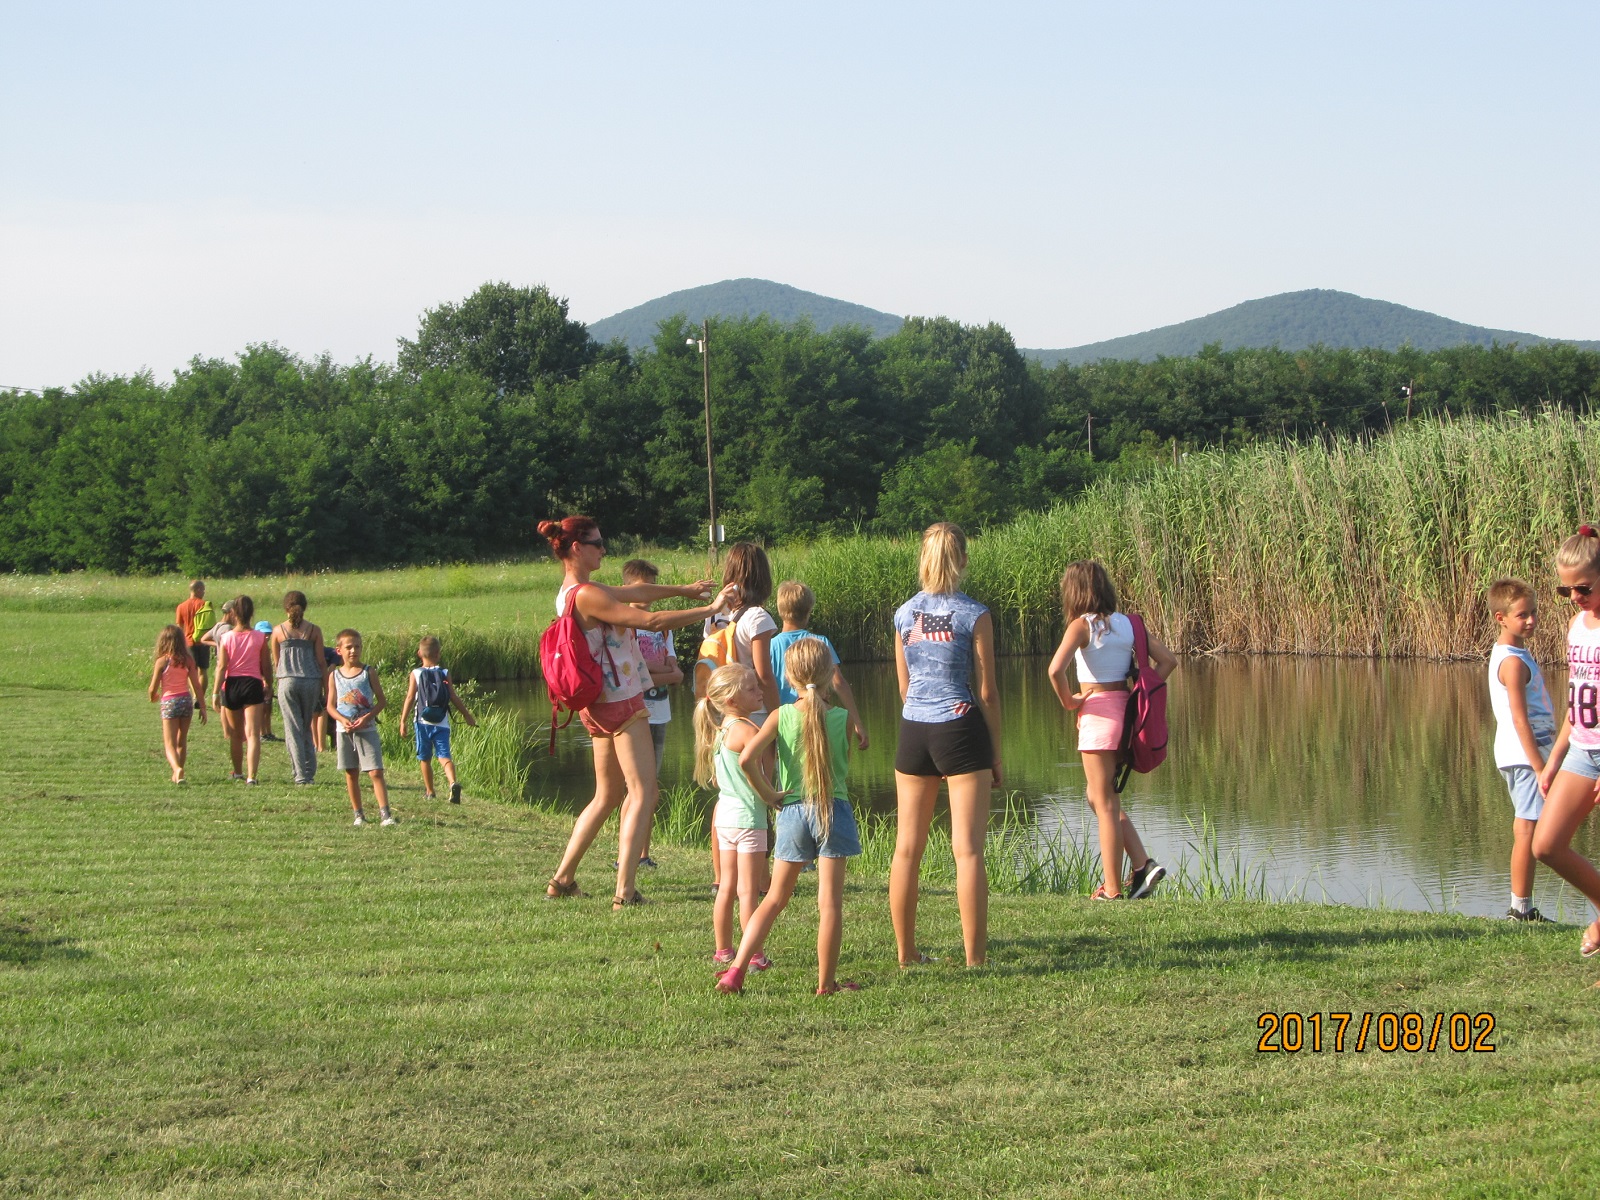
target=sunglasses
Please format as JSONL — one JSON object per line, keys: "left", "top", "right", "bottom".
{"left": 580, "top": 537, "right": 606, "bottom": 551}
{"left": 1557, "top": 583, "right": 1595, "bottom": 598}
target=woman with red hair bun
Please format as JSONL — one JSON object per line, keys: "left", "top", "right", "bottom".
{"left": 540, "top": 516, "right": 738, "bottom": 909}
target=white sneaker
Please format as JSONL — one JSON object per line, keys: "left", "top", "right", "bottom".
{"left": 381, "top": 813, "right": 398, "bottom": 827}
{"left": 352, "top": 814, "right": 366, "bottom": 827}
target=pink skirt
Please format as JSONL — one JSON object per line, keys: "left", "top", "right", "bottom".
{"left": 1076, "top": 690, "right": 1128, "bottom": 752}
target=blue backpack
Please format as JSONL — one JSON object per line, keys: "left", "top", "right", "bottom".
{"left": 417, "top": 667, "right": 451, "bottom": 724}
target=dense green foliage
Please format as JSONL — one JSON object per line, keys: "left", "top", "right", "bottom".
{"left": 5, "top": 281, "right": 1600, "bottom": 573}
{"left": 1026, "top": 287, "right": 1600, "bottom": 366}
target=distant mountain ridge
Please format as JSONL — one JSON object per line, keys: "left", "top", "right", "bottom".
{"left": 1027, "top": 289, "right": 1600, "bottom": 365}
{"left": 586, "top": 279, "right": 1599, "bottom": 361}
{"left": 586, "top": 279, "right": 904, "bottom": 349}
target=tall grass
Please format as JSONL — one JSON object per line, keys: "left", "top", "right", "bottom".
{"left": 791, "top": 410, "right": 1600, "bottom": 662}
{"left": 364, "top": 622, "right": 543, "bottom": 683}
{"left": 374, "top": 674, "right": 539, "bottom": 804}
{"left": 653, "top": 783, "right": 1279, "bottom": 901}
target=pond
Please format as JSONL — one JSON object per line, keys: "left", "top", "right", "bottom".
{"left": 490, "top": 655, "right": 1600, "bottom": 920}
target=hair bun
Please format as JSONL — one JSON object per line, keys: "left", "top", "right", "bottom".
{"left": 1582, "top": 525, "right": 1598, "bottom": 538}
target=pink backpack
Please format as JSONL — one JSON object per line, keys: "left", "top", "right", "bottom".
{"left": 1114, "top": 612, "right": 1169, "bottom": 793}
{"left": 539, "top": 583, "right": 617, "bottom": 754}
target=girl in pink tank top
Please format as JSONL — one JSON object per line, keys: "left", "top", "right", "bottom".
{"left": 146, "top": 624, "right": 205, "bottom": 784}
{"left": 1534, "top": 526, "right": 1600, "bottom": 960}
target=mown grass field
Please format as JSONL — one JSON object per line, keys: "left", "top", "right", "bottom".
{"left": 4, "top": 573, "right": 1600, "bottom": 1197}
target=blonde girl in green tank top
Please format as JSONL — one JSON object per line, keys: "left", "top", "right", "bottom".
{"left": 694, "top": 664, "right": 778, "bottom": 966}
{"left": 716, "top": 637, "right": 861, "bottom": 996}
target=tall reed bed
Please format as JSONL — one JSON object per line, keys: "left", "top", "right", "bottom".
{"left": 793, "top": 410, "right": 1600, "bottom": 662}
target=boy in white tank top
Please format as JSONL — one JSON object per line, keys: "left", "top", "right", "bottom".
{"left": 1486, "top": 580, "right": 1556, "bottom": 922}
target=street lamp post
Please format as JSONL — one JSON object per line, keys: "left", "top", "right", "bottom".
{"left": 687, "top": 320, "right": 718, "bottom": 569}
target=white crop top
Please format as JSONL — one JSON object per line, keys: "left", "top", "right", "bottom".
{"left": 1074, "top": 612, "right": 1135, "bottom": 683}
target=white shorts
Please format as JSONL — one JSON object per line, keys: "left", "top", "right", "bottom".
{"left": 715, "top": 826, "right": 769, "bottom": 854}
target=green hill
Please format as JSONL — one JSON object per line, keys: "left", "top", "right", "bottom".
{"left": 584, "top": 278, "right": 904, "bottom": 349}
{"left": 1024, "top": 289, "right": 1600, "bottom": 366}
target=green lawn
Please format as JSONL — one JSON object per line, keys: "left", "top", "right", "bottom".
{"left": 3, "top": 579, "right": 1600, "bottom": 1197}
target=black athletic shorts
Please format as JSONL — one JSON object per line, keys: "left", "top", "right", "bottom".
{"left": 894, "top": 709, "right": 994, "bottom": 778}
{"left": 222, "top": 677, "right": 266, "bottom": 710}
{"left": 190, "top": 643, "right": 211, "bottom": 671}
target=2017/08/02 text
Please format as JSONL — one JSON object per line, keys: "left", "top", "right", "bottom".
{"left": 1256, "top": 1012, "right": 1496, "bottom": 1053}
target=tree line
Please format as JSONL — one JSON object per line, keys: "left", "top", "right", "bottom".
{"left": 3, "top": 281, "right": 1598, "bottom": 573}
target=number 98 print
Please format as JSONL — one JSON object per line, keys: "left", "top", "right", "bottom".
{"left": 1256, "top": 1012, "right": 1496, "bottom": 1053}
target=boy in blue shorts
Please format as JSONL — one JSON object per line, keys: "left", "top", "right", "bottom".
{"left": 399, "top": 635, "right": 477, "bottom": 804}
{"left": 769, "top": 580, "right": 868, "bottom": 749}
{"left": 1487, "top": 578, "right": 1557, "bottom": 922}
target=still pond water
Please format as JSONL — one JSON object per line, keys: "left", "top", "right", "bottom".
{"left": 492, "top": 656, "right": 1600, "bottom": 920}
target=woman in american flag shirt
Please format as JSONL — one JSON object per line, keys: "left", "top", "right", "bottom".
{"left": 889, "top": 522, "right": 1002, "bottom": 968}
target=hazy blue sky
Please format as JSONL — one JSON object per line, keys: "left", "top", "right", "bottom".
{"left": 3, "top": 1, "right": 1597, "bottom": 387}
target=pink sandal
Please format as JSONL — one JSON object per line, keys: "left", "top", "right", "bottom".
{"left": 715, "top": 966, "right": 746, "bottom": 994}
{"left": 749, "top": 952, "right": 773, "bottom": 972}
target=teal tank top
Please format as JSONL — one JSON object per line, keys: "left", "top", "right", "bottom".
{"left": 713, "top": 719, "right": 767, "bottom": 829}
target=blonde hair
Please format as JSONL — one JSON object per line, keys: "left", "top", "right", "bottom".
{"left": 156, "top": 624, "right": 193, "bottom": 668}
{"left": 1557, "top": 525, "right": 1600, "bottom": 574}
{"left": 785, "top": 636, "right": 839, "bottom": 838}
{"left": 919, "top": 522, "right": 967, "bottom": 595}
{"left": 693, "top": 664, "right": 756, "bottom": 789}
{"left": 776, "top": 580, "right": 815, "bottom": 624}
{"left": 1487, "top": 578, "right": 1535, "bottom": 616}
{"left": 418, "top": 635, "right": 441, "bottom": 659}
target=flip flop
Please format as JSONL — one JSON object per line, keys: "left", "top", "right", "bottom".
{"left": 900, "top": 953, "right": 938, "bottom": 967}
{"left": 1582, "top": 922, "right": 1600, "bottom": 958}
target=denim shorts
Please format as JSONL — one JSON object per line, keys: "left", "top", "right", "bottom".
{"left": 1500, "top": 766, "right": 1545, "bottom": 821}
{"left": 1561, "top": 743, "right": 1600, "bottom": 781}
{"left": 773, "top": 798, "right": 861, "bottom": 862}
{"left": 414, "top": 721, "right": 452, "bottom": 762}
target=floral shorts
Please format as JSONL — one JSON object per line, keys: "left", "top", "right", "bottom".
{"left": 161, "top": 695, "right": 194, "bottom": 720}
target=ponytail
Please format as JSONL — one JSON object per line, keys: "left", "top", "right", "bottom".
{"left": 693, "top": 664, "right": 756, "bottom": 789}
{"left": 784, "top": 637, "right": 838, "bottom": 837}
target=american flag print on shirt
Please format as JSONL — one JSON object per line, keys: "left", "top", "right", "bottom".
{"left": 951, "top": 701, "right": 973, "bottom": 717}
{"left": 903, "top": 610, "right": 954, "bottom": 646}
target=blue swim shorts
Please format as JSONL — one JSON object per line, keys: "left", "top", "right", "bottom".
{"left": 773, "top": 798, "right": 861, "bottom": 862}
{"left": 414, "top": 721, "right": 452, "bottom": 762}
{"left": 1561, "top": 743, "right": 1600, "bottom": 781}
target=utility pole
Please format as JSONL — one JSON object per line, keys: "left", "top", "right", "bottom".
{"left": 1086, "top": 413, "right": 1094, "bottom": 458}
{"left": 689, "top": 321, "right": 718, "bottom": 569}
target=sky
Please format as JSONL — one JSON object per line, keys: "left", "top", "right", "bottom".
{"left": 3, "top": 0, "right": 1598, "bottom": 389}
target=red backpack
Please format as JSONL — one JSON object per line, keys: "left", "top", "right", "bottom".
{"left": 1114, "top": 612, "right": 1169, "bottom": 793}
{"left": 539, "top": 583, "right": 617, "bottom": 754}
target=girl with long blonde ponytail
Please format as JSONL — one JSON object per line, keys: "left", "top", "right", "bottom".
{"left": 693, "top": 665, "right": 777, "bottom": 967}
{"left": 716, "top": 636, "right": 862, "bottom": 996}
